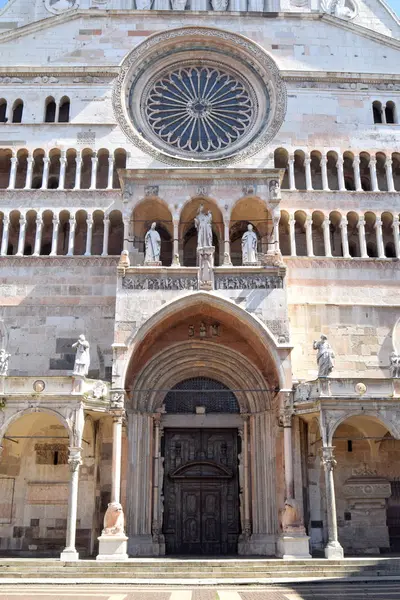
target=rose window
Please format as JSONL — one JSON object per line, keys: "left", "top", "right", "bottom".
{"left": 144, "top": 66, "right": 254, "bottom": 156}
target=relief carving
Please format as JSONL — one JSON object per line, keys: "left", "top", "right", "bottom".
{"left": 123, "top": 276, "right": 198, "bottom": 290}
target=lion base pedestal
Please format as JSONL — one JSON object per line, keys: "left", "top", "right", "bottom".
{"left": 96, "top": 534, "right": 129, "bottom": 561}
{"left": 276, "top": 531, "right": 311, "bottom": 560}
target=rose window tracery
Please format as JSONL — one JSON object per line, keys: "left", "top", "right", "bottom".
{"left": 145, "top": 66, "right": 254, "bottom": 155}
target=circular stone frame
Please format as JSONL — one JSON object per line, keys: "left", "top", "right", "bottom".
{"left": 113, "top": 26, "right": 287, "bottom": 167}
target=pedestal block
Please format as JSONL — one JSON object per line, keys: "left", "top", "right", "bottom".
{"left": 96, "top": 534, "right": 128, "bottom": 561}
{"left": 324, "top": 540, "right": 344, "bottom": 559}
{"left": 60, "top": 548, "right": 79, "bottom": 561}
{"left": 277, "top": 528, "right": 311, "bottom": 559}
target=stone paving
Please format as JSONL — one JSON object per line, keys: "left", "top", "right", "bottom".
{"left": 2, "top": 583, "right": 400, "bottom": 600}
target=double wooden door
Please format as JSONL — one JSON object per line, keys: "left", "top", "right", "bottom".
{"left": 163, "top": 428, "right": 240, "bottom": 555}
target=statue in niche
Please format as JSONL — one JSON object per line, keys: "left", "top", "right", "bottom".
{"left": 313, "top": 334, "right": 335, "bottom": 378}
{"left": 194, "top": 205, "right": 213, "bottom": 249}
{"left": 72, "top": 335, "right": 90, "bottom": 377}
{"left": 200, "top": 322, "right": 207, "bottom": 338}
{"left": 269, "top": 179, "right": 281, "bottom": 201}
{"left": 144, "top": 222, "right": 161, "bottom": 264}
{"left": 0, "top": 349, "right": 10, "bottom": 376}
{"left": 241, "top": 224, "right": 258, "bottom": 264}
{"left": 390, "top": 352, "right": 400, "bottom": 378}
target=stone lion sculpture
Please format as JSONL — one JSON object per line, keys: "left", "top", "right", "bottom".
{"left": 279, "top": 498, "right": 304, "bottom": 532}
{"left": 102, "top": 502, "right": 125, "bottom": 536}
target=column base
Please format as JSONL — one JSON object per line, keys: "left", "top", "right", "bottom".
{"left": 238, "top": 533, "right": 276, "bottom": 556}
{"left": 96, "top": 534, "right": 129, "bottom": 561}
{"left": 276, "top": 533, "right": 311, "bottom": 559}
{"left": 128, "top": 534, "right": 154, "bottom": 556}
{"left": 324, "top": 540, "right": 344, "bottom": 559}
{"left": 60, "top": 548, "right": 79, "bottom": 561}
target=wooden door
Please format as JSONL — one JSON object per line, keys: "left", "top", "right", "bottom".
{"left": 163, "top": 429, "right": 239, "bottom": 555}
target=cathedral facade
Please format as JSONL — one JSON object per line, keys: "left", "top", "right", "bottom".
{"left": 0, "top": 0, "right": 399, "bottom": 561}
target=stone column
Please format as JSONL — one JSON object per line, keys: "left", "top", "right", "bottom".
{"left": 369, "top": 157, "right": 379, "bottom": 192}
{"left": 151, "top": 414, "right": 165, "bottom": 555}
{"left": 60, "top": 447, "right": 82, "bottom": 561}
{"left": 58, "top": 151, "right": 67, "bottom": 190}
{"left": 381, "top": 104, "right": 387, "bottom": 124}
{"left": 41, "top": 157, "right": 50, "bottom": 190}
{"left": 392, "top": 217, "right": 400, "bottom": 258}
{"left": 340, "top": 216, "right": 350, "bottom": 258}
{"left": 1, "top": 214, "right": 10, "bottom": 256}
{"left": 321, "top": 156, "right": 329, "bottom": 191}
{"left": 322, "top": 216, "right": 332, "bottom": 258}
{"left": 50, "top": 215, "right": 59, "bottom": 256}
{"left": 102, "top": 216, "right": 110, "bottom": 257}
{"left": 74, "top": 156, "right": 82, "bottom": 190}
{"left": 172, "top": 218, "right": 180, "bottom": 265}
{"left": 272, "top": 209, "right": 280, "bottom": 253}
{"left": 305, "top": 215, "right": 314, "bottom": 257}
{"left": 33, "top": 214, "right": 43, "bottom": 256}
{"left": 304, "top": 156, "right": 313, "bottom": 191}
{"left": 357, "top": 216, "right": 368, "bottom": 258}
{"left": 281, "top": 392, "right": 294, "bottom": 500}
{"left": 320, "top": 446, "right": 344, "bottom": 559}
{"left": 375, "top": 216, "right": 385, "bottom": 258}
{"left": 337, "top": 157, "right": 346, "bottom": 192}
{"left": 25, "top": 156, "right": 33, "bottom": 190}
{"left": 8, "top": 156, "right": 17, "bottom": 190}
{"left": 67, "top": 216, "right": 76, "bottom": 257}
{"left": 223, "top": 218, "right": 232, "bottom": 265}
{"left": 353, "top": 156, "right": 363, "bottom": 192}
{"left": 238, "top": 414, "right": 251, "bottom": 553}
{"left": 123, "top": 216, "right": 130, "bottom": 253}
{"left": 385, "top": 158, "right": 395, "bottom": 193}
{"left": 107, "top": 156, "right": 114, "bottom": 190}
{"left": 84, "top": 214, "right": 93, "bottom": 256}
{"left": 289, "top": 214, "right": 296, "bottom": 257}
{"left": 90, "top": 153, "right": 98, "bottom": 190}
{"left": 288, "top": 154, "right": 296, "bottom": 191}
{"left": 16, "top": 215, "right": 26, "bottom": 256}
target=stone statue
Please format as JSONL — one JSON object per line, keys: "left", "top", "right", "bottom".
{"left": 72, "top": 334, "right": 90, "bottom": 377}
{"left": 102, "top": 502, "right": 125, "bottom": 535}
{"left": 198, "top": 246, "right": 215, "bottom": 290}
{"left": 0, "top": 349, "right": 10, "bottom": 376}
{"left": 144, "top": 222, "right": 161, "bottom": 264}
{"left": 390, "top": 352, "right": 400, "bottom": 378}
{"left": 269, "top": 179, "right": 281, "bottom": 201}
{"left": 313, "top": 335, "right": 335, "bottom": 378}
{"left": 241, "top": 224, "right": 258, "bottom": 264}
{"left": 194, "top": 205, "right": 213, "bottom": 249}
{"left": 279, "top": 498, "right": 304, "bottom": 532}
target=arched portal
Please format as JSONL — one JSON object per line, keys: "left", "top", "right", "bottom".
{"left": 121, "top": 294, "right": 288, "bottom": 557}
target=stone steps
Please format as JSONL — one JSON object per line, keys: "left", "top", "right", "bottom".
{"left": 1, "top": 558, "right": 400, "bottom": 581}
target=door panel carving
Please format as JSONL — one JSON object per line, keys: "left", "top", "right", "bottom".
{"left": 163, "top": 429, "right": 240, "bottom": 555}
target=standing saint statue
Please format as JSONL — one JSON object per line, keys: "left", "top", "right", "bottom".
{"left": 194, "top": 205, "right": 213, "bottom": 249}
{"left": 72, "top": 334, "right": 90, "bottom": 377}
{"left": 313, "top": 335, "right": 335, "bottom": 378}
{"left": 144, "top": 222, "right": 161, "bottom": 264}
{"left": 241, "top": 224, "right": 258, "bottom": 264}
{"left": 0, "top": 348, "right": 10, "bottom": 376}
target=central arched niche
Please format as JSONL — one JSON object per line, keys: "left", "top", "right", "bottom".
{"left": 124, "top": 297, "right": 282, "bottom": 414}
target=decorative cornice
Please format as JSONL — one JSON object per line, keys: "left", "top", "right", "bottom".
{"left": 0, "top": 256, "right": 119, "bottom": 267}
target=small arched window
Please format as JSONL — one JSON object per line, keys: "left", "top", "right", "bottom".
{"left": 44, "top": 97, "right": 56, "bottom": 123}
{"left": 385, "top": 101, "right": 397, "bottom": 125}
{"left": 0, "top": 99, "right": 7, "bottom": 123}
{"left": 372, "top": 100, "right": 382, "bottom": 124}
{"left": 12, "top": 100, "right": 23, "bottom": 124}
{"left": 58, "top": 97, "right": 70, "bottom": 123}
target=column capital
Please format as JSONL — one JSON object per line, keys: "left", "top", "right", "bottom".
{"left": 289, "top": 213, "right": 295, "bottom": 224}
{"left": 43, "top": 156, "right": 50, "bottom": 165}
{"left": 91, "top": 153, "right": 98, "bottom": 161}
{"left": 336, "top": 156, "right": 344, "bottom": 166}
{"left": 26, "top": 155, "right": 33, "bottom": 164}
{"left": 323, "top": 216, "right": 330, "bottom": 226}
{"left": 340, "top": 216, "right": 348, "bottom": 228}
{"left": 69, "top": 216, "right": 76, "bottom": 226}
{"left": 392, "top": 217, "right": 399, "bottom": 227}
{"left": 357, "top": 216, "right": 365, "bottom": 228}
{"left": 288, "top": 153, "right": 295, "bottom": 162}
{"left": 369, "top": 157, "right": 377, "bottom": 167}
{"left": 352, "top": 155, "right": 360, "bottom": 165}
{"left": 60, "top": 150, "right": 67, "bottom": 161}
{"left": 320, "top": 445, "right": 337, "bottom": 471}
{"left": 304, "top": 156, "right": 311, "bottom": 166}
{"left": 3, "top": 213, "right": 10, "bottom": 224}
{"left": 35, "top": 214, "right": 42, "bottom": 225}
{"left": 108, "top": 155, "right": 114, "bottom": 164}
{"left": 305, "top": 214, "right": 313, "bottom": 224}
{"left": 86, "top": 214, "right": 93, "bottom": 225}
{"left": 320, "top": 155, "right": 327, "bottom": 166}
{"left": 374, "top": 215, "right": 382, "bottom": 227}
{"left": 19, "top": 215, "right": 26, "bottom": 226}
{"left": 10, "top": 156, "right": 18, "bottom": 165}
{"left": 75, "top": 155, "right": 82, "bottom": 165}
{"left": 279, "top": 389, "right": 294, "bottom": 428}
{"left": 52, "top": 215, "right": 59, "bottom": 226}
{"left": 385, "top": 158, "right": 393, "bottom": 168}
{"left": 67, "top": 446, "right": 82, "bottom": 472}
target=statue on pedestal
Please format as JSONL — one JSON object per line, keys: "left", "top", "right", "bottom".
{"left": 102, "top": 502, "right": 125, "bottom": 536}
{"left": 194, "top": 205, "right": 213, "bottom": 249}
{"left": 0, "top": 349, "right": 10, "bottom": 376}
{"left": 313, "top": 334, "right": 335, "bottom": 377}
{"left": 144, "top": 222, "right": 161, "bottom": 264}
{"left": 72, "top": 335, "right": 90, "bottom": 377}
{"left": 390, "top": 352, "right": 400, "bottom": 378}
{"left": 241, "top": 224, "right": 258, "bottom": 264}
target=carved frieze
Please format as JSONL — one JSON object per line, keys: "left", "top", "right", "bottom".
{"left": 215, "top": 274, "right": 283, "bottom": 290}
{"left": 122, "top": 275, "right": 198, "bottom": 291}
